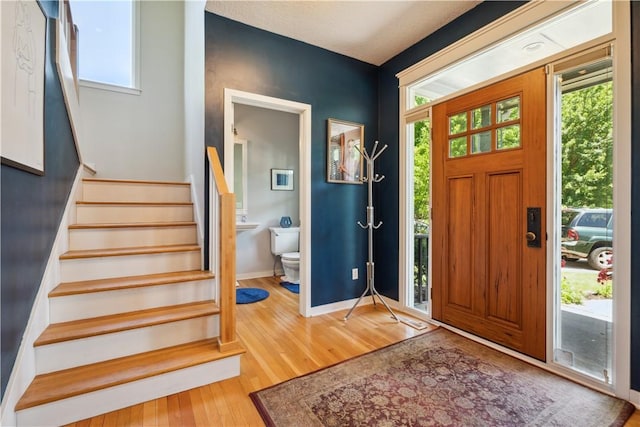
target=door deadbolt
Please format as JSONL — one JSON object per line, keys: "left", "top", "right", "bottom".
{"left": 526, "top": 207, "right": 542, "bottom": 248}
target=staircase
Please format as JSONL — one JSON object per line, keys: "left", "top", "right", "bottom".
{"left": 14, "top": 178, "right": 243, "bottom": 426}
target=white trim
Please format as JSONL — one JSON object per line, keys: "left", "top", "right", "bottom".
{"left": 398, "top": 89, "right": 410, "bottom": 308}
{"left": 397, "top": 1, "right": 579, "bottom": 86}
{"left": 236, "top": 271, "right": 283, "bottom": 281}
{"left": 55, "top": 19, "right": 84, "bottom": 165}
{"left": 308, "top": 297, "right": 374, "bottom": 317}
{"left": 131, "top": 0, "right": 141, "bottom": 90}
{"left": 0, "top": 165, "right": 87, "bottom": 427}
{"left": 79, "top": 79, "right": 142, "bottom": 96}
{"left": 610, "top": 0, "right": 632, "bottom": 400}
{"left": 630, "top": 390, "right": 640, "bottom": 408}
{"left": 223, "top": 88, "right": 312, "bottom": 317}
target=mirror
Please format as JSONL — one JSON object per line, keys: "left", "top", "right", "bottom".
{"left": 327, "top": 119, "right": 364, "bottom": 184}
{"left": 234, "top": 139, "right": 248, "bottom": 214}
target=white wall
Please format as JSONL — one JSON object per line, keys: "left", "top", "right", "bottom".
{"left": 78, "top": 1, "right": 185, "bottom": 181}
{"left": 183, "top": 0, "right": 206, "bottom": 239}
{"left": 234, "top": 104, "right": 299, "bottom": 278}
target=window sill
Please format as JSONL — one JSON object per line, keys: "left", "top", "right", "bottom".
{"left": 79, "top": 79, "right": 142, "bottom": 96}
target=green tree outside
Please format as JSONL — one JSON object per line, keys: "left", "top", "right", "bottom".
{"left": 561, "top": 82, "right": 613, "bottom": 208}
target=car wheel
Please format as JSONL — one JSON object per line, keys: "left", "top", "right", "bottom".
{"left": 588, "top": 247, "right": 613, "bottom": 270}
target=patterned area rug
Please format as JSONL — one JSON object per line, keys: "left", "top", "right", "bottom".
{"left": 250, "top": 328, "right": 634, "bottom": 426}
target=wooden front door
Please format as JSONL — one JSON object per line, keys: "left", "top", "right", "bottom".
{"left": 432, "top": 68, "right": 546, "bottom": 361}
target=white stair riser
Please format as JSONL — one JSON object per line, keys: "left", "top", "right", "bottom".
{"left": 60, "top": 251, "right": 201, "bottom": 282}
{"left": 82, "top": 181, "right": 191, "bottom": 203}
{"left": 76, "top": 205, "right": 193, "bottom": 224}
{"left": 35, "top": 316, "right": 219, "bottom": 374}
{"left": 17, "top": 355, "right": 241, "bottom": 427}
{"left": 69, "top": 225, "right": 197, "bottom": 250}
{"left": 50, "top": 279, "right": 214, "bottom": 322}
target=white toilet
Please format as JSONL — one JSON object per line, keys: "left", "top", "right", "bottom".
{"left": 269, "top": 226, "right": 300, "bottom": 284}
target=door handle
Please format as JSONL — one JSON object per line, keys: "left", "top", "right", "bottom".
{"left": 526, "top": 207, "right": 541, "bottom": 248}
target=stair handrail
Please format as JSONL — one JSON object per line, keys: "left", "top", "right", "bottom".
{"left": 206, "top": 147, "right": 240, "bottom": 353}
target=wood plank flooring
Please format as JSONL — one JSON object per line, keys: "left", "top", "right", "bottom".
{"left": 65, "top": 276, "right": 640, "bottom": 426}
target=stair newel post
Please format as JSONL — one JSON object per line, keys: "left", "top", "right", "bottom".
{"left": 207, "top": 147, "right": 242, "bottom": 353}
{"left": 218, "top": 192, "right": 237, "bottom": 350}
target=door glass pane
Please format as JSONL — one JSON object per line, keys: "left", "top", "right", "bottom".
{"left": 471, "top": 131, "right": 491, "bottom": 154}
{"left": 497, "top": 125, "right": 521, "bottom": 150}
{"left": 555, "top": 58, "right": 613, "bottom": 384}
{"left": 497, "top": 96, "right": 520, "bottom": 123}
{"left": 411, "top": 118, "right": 431, "bottom": 314}
{"left": 449, "top": 113, "right": 467, "bottom": 135}
{"left": 449, "top": 137, "right": 467, "bottom": 158}
{"left": 472, "top": 105, "right": 491, "bottom": 129}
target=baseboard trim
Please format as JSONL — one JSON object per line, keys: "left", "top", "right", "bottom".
{"left": 630, "top": 389, "right": 640, "bottom": 408}
{"left": 236, "top": 270, "right": 282, "bottom": 281}
{"left": 1, "top": 164, "right": 87, "bottom": 427}
{"left": 307, "top": 292, "right": 402, "bottom": 318}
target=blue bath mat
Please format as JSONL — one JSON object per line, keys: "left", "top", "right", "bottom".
{"left": 236, "top": 288, "right": 269, "bottom": 304}
{"left": 280, "top": 281, "right": 299, "bottom": 294}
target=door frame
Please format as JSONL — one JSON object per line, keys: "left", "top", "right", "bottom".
{"left": 397, "top": 1, "right": 631, "bottom": 399}
{"left": 223, "top": 88, "right": 312, "bottom": 317}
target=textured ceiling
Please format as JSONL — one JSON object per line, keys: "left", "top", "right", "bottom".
{"left": 204, "top": 1, "right": 481, "bottom": 65}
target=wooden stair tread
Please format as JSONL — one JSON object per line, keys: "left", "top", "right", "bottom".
{"left": 60, "top": 244, "right": 200, "bottom": 260}
{"left": 76, "top": 201, "right": 193, "bottom": 206}
{"left": 35, "top": 301, "right": 220, "bottom": 346}
{"left": 68, "top": 221, "right": 196, "bottom": 229}
{"left": 83, "top": 178, "right": 190, "bottom": 186}
{"left": 50, "top": 271, "right": 214, "bottom": 297}
{"left": 16, "top": 338, "right": 245, "bottom": 411}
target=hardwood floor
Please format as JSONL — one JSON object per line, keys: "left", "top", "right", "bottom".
{"left": 66, "top": 276, "right": 640, "bottom": 426}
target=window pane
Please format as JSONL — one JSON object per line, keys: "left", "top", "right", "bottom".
{"left": 497, "top": 97, "right": 520, "bottom": 123}
{"left": 409, "top": 91, "right": 431, "bottom": 109}
{"left": 497, "top": 125, "right": 520, "bottom": 150}
{"left": 406, "top": 2, "right": 611, "bottom": 103}
{"left": 472, "top": 105, "right": 491, "bottom": 129}
{"left": 70, "top": 0, "right": 134, "bottom": 87}
{"left": 449, "top": 137, "right": 467, "bottom": 158}
{"left": 449, "top": 113, "right": 467, "bottom": 135}
{"left": 471, "top": 131, "right": 492, "bottom": 154}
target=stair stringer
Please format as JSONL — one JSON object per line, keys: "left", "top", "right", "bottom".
{"left": 15, "top": 355, "right": 241, "bottom": 427}
{"left": 0, "top": 164, "right": 91, "bottom": 427}
{"left": 8, "top": 176, "right": 241, "bottom": 426}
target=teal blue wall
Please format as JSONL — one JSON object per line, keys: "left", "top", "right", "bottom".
{"left": 204, "top": 14, "right": 378, "bottom": 306}
{"left": 374, "top": 1, "right": 526, "bottom": 299}
{"left": 1, "top": 0, "right": 79, "bottom": 395}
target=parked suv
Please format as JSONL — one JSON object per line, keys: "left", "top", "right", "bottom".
{"left": 561, "top": 208, "right": 613, "bottom": 270}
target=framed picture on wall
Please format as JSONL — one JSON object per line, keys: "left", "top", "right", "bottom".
{"left": 271, "top": 168, "right": 294, "bottom": 191}
{"left": 327, "top": 118, "right": 364, "bottom": 184}
{"left": 1, "top": 0, "right": 47, "bottom": 175}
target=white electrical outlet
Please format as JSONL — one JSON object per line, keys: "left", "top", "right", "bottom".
{"left": 352, "top": 268, "right": 358, "bottom": 280}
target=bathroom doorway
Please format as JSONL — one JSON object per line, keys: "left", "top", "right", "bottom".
{"left": 223, "top": 89, "right": 312, "bottom": 317}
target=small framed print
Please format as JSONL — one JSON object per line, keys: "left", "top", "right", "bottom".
{"left": 271, "top": 168, "right": 294, "bottom": 191}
